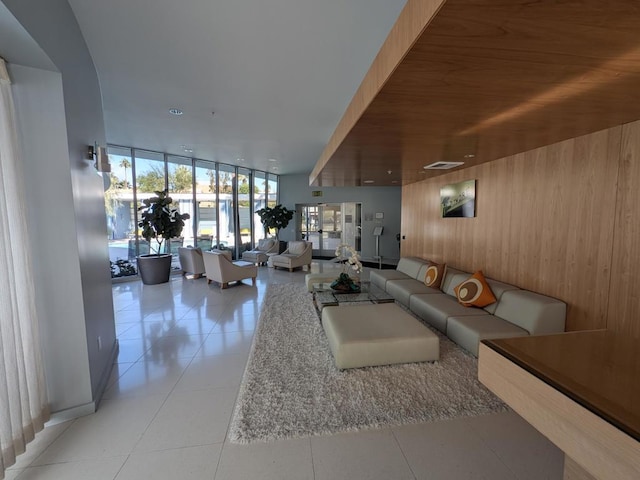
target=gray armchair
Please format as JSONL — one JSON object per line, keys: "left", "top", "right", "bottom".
{"left": 178, "top": 247, "right": 205, "bottom": 278}
{"left": 270, "top": 241, "right": 312, "bottom": 272}
{"left": 203, "top": 250, "right": 257, "bottom": 289}
{"left": 241, "top": 238, "right": 279, "bottom": 265}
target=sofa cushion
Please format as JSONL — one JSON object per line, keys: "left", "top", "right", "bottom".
{"left": 454, "top": 271, "right": 497, "bottom": 308}
{"left": 482, "top": 278, "right": 520, "bottom": 314}
{"left": 494, "top": 290, "right": 566, "bottom": 335}
{"left": 447, "top": 315, "right": 529, "bottom": 357}
{"left": 409, "top": 293, "right": 488, "bottom": 333}
{"left": 386, "top": 278, "right": 441, "bottom": 307}
{"left": 369, "top": 270, "right": 411, "bottom": 290}
{"left": 424, "top": 262, "right": 445, "bottom": 289}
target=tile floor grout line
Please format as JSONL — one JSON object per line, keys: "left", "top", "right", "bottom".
{"left": 390, "top": 428, "right": 418, "bottom": 480}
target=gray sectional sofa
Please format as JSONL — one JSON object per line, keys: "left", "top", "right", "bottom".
{"left": 370, "top": 258, "right": 566, "bottom": 356}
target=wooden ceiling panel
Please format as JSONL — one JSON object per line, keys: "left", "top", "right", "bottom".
{"left": 310, "top": 0, "right": 640, "bottom": 187}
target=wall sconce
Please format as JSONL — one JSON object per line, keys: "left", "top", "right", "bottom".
{"left": 87, "top": 143, "right": 110, "bottom": 172}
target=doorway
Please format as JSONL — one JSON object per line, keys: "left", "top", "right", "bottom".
{"left": 297, "top": 203, "right": 361, "bottom": 257}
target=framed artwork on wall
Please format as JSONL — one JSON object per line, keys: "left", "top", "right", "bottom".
{"left": 441, "top": 180, "right": 476, "bottom": 218}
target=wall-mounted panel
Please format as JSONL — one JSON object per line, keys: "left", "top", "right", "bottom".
{"left": 402, "top": 122, "right": 627, "bottom": 332}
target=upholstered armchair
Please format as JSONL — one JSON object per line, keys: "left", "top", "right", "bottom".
{"left": 203, "top": 250, "right": 257, "bottom": 289}
{"left": 241, "top": 238, "right": 279, "bottom": 265}
{"left": 178, "top": 247, "right": 205, "bottom": 278}
{"left": 270, "top": 240, "right": 312, "bottom": 272}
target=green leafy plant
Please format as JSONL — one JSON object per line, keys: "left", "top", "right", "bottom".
{"left": 138, "top": 190, "right": 190, "bottom": 255}
{"left": 255, "top": 204, "right": 294, "bottom": 239}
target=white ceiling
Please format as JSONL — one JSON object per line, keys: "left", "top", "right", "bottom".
{"left": 66, "top": 0, "right": 407, "bottom": 175}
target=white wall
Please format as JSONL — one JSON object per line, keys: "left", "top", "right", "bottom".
{"left": 278, "top": 174, "right": 402, "bottom": 263}
{"left": 2, "top": 0, "right": 116, "bottom": 414}
{"left": 9, "top": 64, "right": 93, "bottom": 411}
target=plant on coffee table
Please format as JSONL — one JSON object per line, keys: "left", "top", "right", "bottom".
{"left": 330, "top": 244, "right": 362, "bottom": 292}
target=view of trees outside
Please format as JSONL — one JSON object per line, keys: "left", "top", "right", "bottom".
{"left": 104, "top": 146, "right": 278, "bottom": 275}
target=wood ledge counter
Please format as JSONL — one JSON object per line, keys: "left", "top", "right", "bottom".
{"left": 479, "top": 331, "right": 640, "bottom": 480}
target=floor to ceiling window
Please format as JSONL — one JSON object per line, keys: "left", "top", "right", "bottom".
{"left": 237, "top": 168, "right": 252, "bottom": 255}
{"left": 167, "top": 155, "right": 194, "bottom": 253}
{"left": 194, "top": 160, "right": 218, "bottom": 251}
{"left": 267, "top": 175, "right": 278, "bottom": 208}
{"left": 105, "top": 145, "right": 278, "bottom": 277}
{"left": 253, "top": 171, "right": 267, "bottom": 242}
{"left": 105, "top": 146, "right": 136, "bottom": 272}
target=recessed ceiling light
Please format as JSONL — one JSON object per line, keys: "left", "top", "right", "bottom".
{"left": 268, "top": 158, "right": 278, "bottom": 162}
{"left": 464, "top": 154, "right": 475, "bottom": 158}
{"left": 271, "top": 166, "right": 278, "bottom": 170}
{"left": 237, "top": 158, "right": 245, "bottom": 162}
{"left": 169, "top": 108, "right": 183, "bottom": 115}
{"left": 363, "top": 180, "right": 374, "bottom": 184}
{"left": 391, "top": 180, "right": 398, "bottom": 184}
{"left": 183, "top": 148, "right": 193, "bottom": 153}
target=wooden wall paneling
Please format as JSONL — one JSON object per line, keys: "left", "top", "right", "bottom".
{"left": 607, "top": 121, "right": 640, "bottom": 337}
{"left": 402, "top": 123, "right": 625, "bottom": 332}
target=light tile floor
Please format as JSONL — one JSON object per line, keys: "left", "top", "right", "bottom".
{"left": 6, "top": 263, "right": 564, "bottom": 480}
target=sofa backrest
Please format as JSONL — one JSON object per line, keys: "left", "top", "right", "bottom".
{"left": 441, "top": 267, "right": 468, "bottom": 296}
{"left": 258, "top": 238, "right": 277, "bottom": 251}
{"left": 482, "top": 278, "right": 520, "bottom": 314}
{"left": 396, "top": 257, "right": 428, "bottom": 279}
{"left": 494, "top": 290, "right": 566, "bottom": 335}
{"left": 209, "top": 249, "right": 232, "bottom": 261}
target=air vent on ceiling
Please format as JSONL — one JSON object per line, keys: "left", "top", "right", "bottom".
{"left": 423, "top": 161, "right": 465, "bottom": 170}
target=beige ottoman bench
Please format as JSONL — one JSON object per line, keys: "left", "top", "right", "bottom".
{"left": 321, "top": 303, "right": 439, "bottom": 369}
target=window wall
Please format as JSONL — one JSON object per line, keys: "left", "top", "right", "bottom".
{"left": 254, "top": 171, "right": 267, "bottom": 242}
{"left": 105, "top": 145, "right": 279, "bottom": 276}
{"left": 237, "top": 168, "right": 252, "bottom": 255}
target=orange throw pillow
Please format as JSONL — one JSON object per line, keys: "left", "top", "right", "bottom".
{"left": 423, "top": 262, "right": 445, "bottom": 289}
{"left": 454, "top": 270, "right": 497, "bottom": 307}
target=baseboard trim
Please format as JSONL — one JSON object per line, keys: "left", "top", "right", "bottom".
{"left": 93, "top": 339, "right": 119, "bottom": 411}
{"left": 47, "top": 401, "right": 96, "bottom": 426}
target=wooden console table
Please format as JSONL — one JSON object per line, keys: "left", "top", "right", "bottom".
{"left": 478, "top": 330, "right": 639, "bottom": 480}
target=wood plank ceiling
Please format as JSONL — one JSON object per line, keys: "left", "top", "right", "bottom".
{"left": 310, "top": 0, "right": 640, "bottom": 187}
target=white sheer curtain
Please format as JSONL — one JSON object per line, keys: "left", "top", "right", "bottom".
{"left": 0, "top": 58, "right": 49, "bottom": 478}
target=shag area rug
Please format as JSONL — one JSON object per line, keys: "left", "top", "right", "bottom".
{"left": 229, "top": 283, "right": 507, "bottom": 443}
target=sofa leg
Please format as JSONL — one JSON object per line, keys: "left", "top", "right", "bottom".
{"left": 289, "top": 268, "right": 293, "bottom": 272}
{"left": 207, "top": 279, "right": 211, "bottom": 284}
{"left": 221, "top": 282, "right": 228, "bottom": 289}
{"left": 252, "top": 277, "right": 256, "bottom": 285}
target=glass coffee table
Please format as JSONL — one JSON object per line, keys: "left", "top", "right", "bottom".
{"left": 312, "top": 281, "right": 395, "bottom": 313}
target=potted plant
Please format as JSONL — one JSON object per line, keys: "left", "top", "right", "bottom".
{"left": 137, "top": 190, "right": 190, "bottom": 285}
{"left": 256, "top": 204, "right": 294, "bottom": 252}
{"left": 330, "top": 244, "right": 363, "bottom": 292}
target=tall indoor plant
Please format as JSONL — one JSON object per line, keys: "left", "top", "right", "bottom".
{"left": 137, "top": 190, "right": 190, "bottom": 284}
{"left": 256, "top": 204, "right": 294, "bottom": 240}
